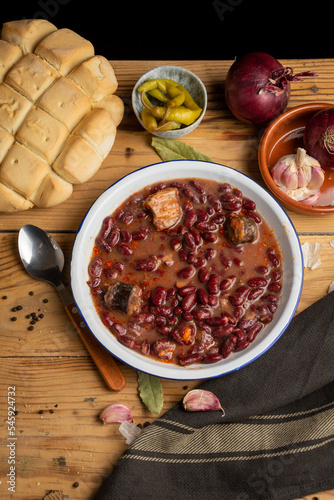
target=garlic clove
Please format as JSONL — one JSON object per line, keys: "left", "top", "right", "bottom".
{"left": 118, "top": 420, "right": 142, "bottom": 445}
{"left": 182, "top": 389, "right": 225, "bottom": 415}
{"left": 307, "top": 165, "right": 325, "bottom": 190}
{"left": 99, "top": 403, "right": 133, "bottom": 424}
{"left": 270, "top": 161, "right": 290, "bottom": 187}
{"left": 281, "top": 164, "right": 299, "bottom": 190}
{"left": 301, "top": 190, "right": 321, "bottom": 206}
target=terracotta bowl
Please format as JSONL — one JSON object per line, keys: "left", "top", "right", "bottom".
{"left": 258, "top": 102, "right": 334, "bottom": 215}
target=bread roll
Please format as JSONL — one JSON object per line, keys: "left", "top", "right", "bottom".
{"left": 73, "top": 108, "right": 116, "bottom": 159}
{"left": 5, "top": 53, "right": 59, "bottom": 102}
{"left": 37, "top": 76, "right": 91, "bottom": 132}
{"left": 0, "top": 19, "right": 124, "bottom": 212}
{"left": 0, "top": 40, "right": 22, "bottom": 83}
{"left": 53, "top": 135, "right": 102, "bottom": 184}
{"left": 16, "top": 106, "right": 68, "bottom": 163}
{"left": 93, "top": 94, "right": 124, "bottom": 127}
{"left": 0, "top": 181, "right": 33, "bottom": 212}
{"left": 35, "top": 28, "right": 94, "bottom": 76}
{"left": 0, "top": 142, "right": 49, "bottom": 198}
{"left": 68, "top": 55, "right": 118, "bottom": 101}
{"left": 1, "top": 19, "right": 57, "bottom": 55}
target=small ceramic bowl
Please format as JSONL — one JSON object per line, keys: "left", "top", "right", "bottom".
{"left": 71, "top": 160, "right": 303, "bottom": 381}
{"left": 132, "top": 65, "right": 207, "bottom": 138}
{"left": 258, "top": 102, "right": 334, "bottom": 215}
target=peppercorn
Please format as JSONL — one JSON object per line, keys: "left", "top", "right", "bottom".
{"left": 27, "top": 326, "right": 34, "bottom": 331}
{"left": 2, "top": 295, "right": 7, "bottom": 300}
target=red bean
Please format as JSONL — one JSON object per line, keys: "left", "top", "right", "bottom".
{"left": 203, "top": 353, "right": 223, "bottom": 364}
{"left": 197, "top": 288, "right": 209, "bottom": 305}
{"left": 183, "top": 187, "right": 199, "bottom": 203}
{"left": 271, "top": 270, "right": 282, "bottom": 282}
{"left": 97, "top": 237, "right": 112, "bottom": 253}
{"left": 247, "top": 323, "right": 263, "bottom": 342}
{"left": 177, "top": 266, "right": 195, "bottom": 279}
{"left": 150, "top": 182, "right": 167, "bottom": 193}
{"left": 267, "top": 248, "right": 280, "bottom": 268}
{"left": 223, "top": 200, "right": 242, "bottom": 211}
{"left": 242, "top": 198, "right": 256, "bottom": 211}
{"left": 121, "top": 229, "right": 132, "bottom": 243}
{"left": 218, "top": 183, "right": 232, "bottom": 193}
{"left": 134, "top": 257, "right": 159, "bottom": 271}
{"left": 184, "top": 210, "right": 197, "bottom": 228}
{"left": 153, "top": 339, "right": 176, "bottom": 360}
{"left": 191, "top": 179, "right": 205, "bottom": 194}
{"left": 178, "top": 353, "right": 202, "bottom": 366}
{"left": 150, "top": 305, "right": 173, "bottom": 317}
{"left": 212, "top": 324, "right": 234, "bottom": 337}
{"left": 202, "top": 232, "right": 218, "bottom": 243}
{"left": 89, "top": 257, "right": 103, "bottom": 277}
{"left": 220, "top": 275, "right": 236, "bottom": 291}
{"left": 268, "top": 283, "right": 282, "bottom": 293}
{"left": 141, "top": 340, "right": 150, "bottom": 355}
{"left": 208, "top": 274, "right": 220, "bottom": 295}
{"left": 238, "top": 316, "right": 258, "bottom": 330}
{"left": 183, "top": 232, "right": 197, "bottom": 251}
{"left": 248, "top": 288, "right": 263, "bottom": 301}
{"left": 109, "top": 228, "right": 120, "bottom": 247}
{"left": 122, "top": 212, "right": 133, "bottom": 225}
{"left": 205, "top": 248, "right": 216, "bottom": 261}
{"left": 182, "top": 292, "right": 197, "bottom": 311}
{"left": 220, "top": 193, "right": 237, "bottom": 203}
{"left": 262, "top": 294, "right": 278, "bottom": 304}
{"left": 208, "top": 295, "right": 218, "bottom": 307}
{"left": 87, "top": 277, "right": 101, "bottom": 288}
{"left": 178, "top": 285, "right": 197, "bottom": 296}
{"left": 192, "top": 308, "right": 211, "bottom": 321}
{"left": 158, "top": 326, "right": 171, "bottom": 335}
{"left": 194, "top": 257, "right": 206, "bottom": 268}
{"left": 189, "top": 228, "right": 203, "bottom": 246}
{"left": 119, "top": 336, "right": 141, "bottom": 350}
{"left": 114, "top": 261, "right": 125, "bottom": 272}
{"left": 220, "top": 253, "right": 233, "bottom": 269}
{"left": 211, "top": 213, "right": 225, "bottom": 224}
{"left": 132, "top": 230, "right": 147, "bottom": 241}
{"left": 178, "top": 249, "right": 188, "bottom": 261}
{"left": 100, "top": 216, "right": 115, "bottom": 239}
{"left": 102, "top": 311, "right": 114, "bottom": 328}
{"left": 248, "top": 277, "right": 268, "bottom": 288}
{"left": 117, "top": 243, "right": 133, "bottom": 255}
{"left": 256, "top": 265, "right": 269, "bottom": 275}
{"left": 205, "top": 316, "right": 229, "bottom": 327}
{"left": 112, "top": 323, "right": 127, "bottom": 336}
{"left": 229, "top": 286, "right": 249, "bottom": 306}
{"left": 221, "top": 334, "right": 237, "bottom": 358}
{"left": 243, "top": 210, "right": 261, "bottom": 224}
{"left": 151, "top": 286, "right": 167, "bottom": 306}
{"left": 155, "top": 315, "right": 167, "bottom": 326}
{"left": 221, "top": 311, "right": 237, "bottom": 325}
{"left": 132, "top": 313, "right": 155, "bottom": 324}
{"left": 207, "top": 194, "right": 222, "bottom": 212}
{"left": 196, "top": 221, "right": 217, "bottom": 232}
{"left": 234, "top": 340, "right": 250, "bottom": 351}
{"left": 233, "top": 328, "right": 246, "bottom": 341}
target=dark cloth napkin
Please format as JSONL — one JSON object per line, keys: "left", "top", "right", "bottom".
{"left": 95, "top": 292, "right": 334, "bottom": 500}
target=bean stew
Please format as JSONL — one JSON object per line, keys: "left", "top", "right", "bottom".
{"left": 87, "top": 178, "right": 283, "bottom": 366}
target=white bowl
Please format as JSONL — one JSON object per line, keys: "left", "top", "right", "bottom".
{"left": 71, "top": 160, "right": 303, "bottom": 381}
{"left": 132, "top": 65, "right": 207, "bottom": 138}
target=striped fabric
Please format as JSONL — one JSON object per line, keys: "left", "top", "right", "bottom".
{"left": 95, "top": 293, "right": 334, "bottom": 500}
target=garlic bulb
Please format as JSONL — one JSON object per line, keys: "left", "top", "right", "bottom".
{"left": 270, "top": 147, "right": 325, "bottom": 204}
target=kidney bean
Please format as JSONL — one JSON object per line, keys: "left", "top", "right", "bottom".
{"left": 218, "top": 183, "right": 233, "bottom": 193}
{"left": 115, "top": 208, "right": 125, "bottom": 220}
{"left": 233, "top": 258, "right": 244, "bottom": 267}
{"left": 211, "top": 213, "right": 225, "bottom": 225}
{"left": 178, "top": 249, "right": 188, "bottom": 261}
{"left": 271, "top": 270, "right": 282, "bottom": 282}
{"left": 199, "top": 269, "right": 211, "bottom": 287}
{"left": 233, "top": 328, "right": 246, "bottom": 341}
{"left": 221, "top": 311, "right": 237, "bottom": 325}
{"left": 206, "top": 206, "right": 215, "bottom": 216}
{"left": 205, "top": 316, "right": 229, "bottom": 327}
{"left": 209, "top": 295, "right": 219, "bottom": 307}
{"left": 181, "top": 311, "right": 192, "bottom": 321}
{"left": 234, "top": 340, "right": 250, "bottom": 351}
{"left": 196, "top": 221, "right": 217, "bottom": 232}
{"left": 203, "top": 353, "right": 223, "bottom": 364}
{"left": 223, "top": 200, "right": 242, "bottom": 211}
{"left": 268, "top": 283, "right": 282, "bottom": 293}
{"left": 233, "top": 306, "right": 244, "bottom": 319}
{"left": 109, "top": 228, "right": 120, "bottom": 247}
{"left": 189, "top": 228, "right": 203, "bottom": 246}
{"left": 137, "top": 209, "right": 149, "bottom": 219}
{"left": 197, "top": 288, "right": 209, "bottom": 305}
{"left": 183, "top": 232, "right": 197, "bottom": 251}
{"left": 208, "top": 274, "right": 220, "bottom": 295}
{"left": 119, "top": 336, "right": 141, "bottom": 350}
{"left": 243, "top": 210, "right": 261, "bottom": 224}
{"left": 184, "top": 210, "right": 197, "bottom": 228}
{"left": 141, "top": 339, "right": 150, "bottom": 356}
{"left": 242, "top": 198, "right": 256, "bottom": 211}
{"left": 121, "top": 229, "right": 132, "bottom": 243}
{"left": 170, "top": 181, "right": 185, "bottom": 189}
{"left": 256, "top": 265, "right": 269, "bottom": 275}
{"left": 205, "top": 248, "right": 216, "bottom": 261}
{"left": 89, "top": 257, "right": 103, "bottom": 277}
{"left": 248, "top": 277, "right": 268, "bottom": 288}
{"left": 262, "top": 294, "right": 278, "bottom": 304}
{"left": 102, "top": 311, "right": 114, "bottom": 328}
{"left": 132, "top": 230, "right": 147, "bottom": 241}
{"left": 134, "top": 257, "right": 160, "bottom": 271}
{"left": 220, "top": 253, "right": 233, "bottom": 269}
{"left": 178, "top": 353, "right": 203, "bottom": 366}
{"left": 87, "top": 277, "right": 101, "bottom": 288}
{"left": 229, "top": 286, "right": 250, "bottom": 307}
{"left": 220, "top": 275, "right": 236, "bottom": 291}
{"left": 268, "top": 303, "right": 278, "bottom": 314}
{"left": 117, "top": 243, "right": 133, "bottom": 255}
{"left": 155, "top": 315, "right": 167, "bottom": 326}
{"left": 192, "top": 308, "right": 211, "bottom": 321}
{"left": 178, "top": 225, "right": 188, "bottom": 235}
{"left": 191, "top": 179, "right": 205, "bottom": 194}
{"left": 168, "top": 315, "right": 178, "bottom": 326}
{"left": 97, "top": 237, "right": 112, "bottom": 253}
{"left": 196, "top": 208, "right": 209, "bottom": 222}
{"left": 151, "top": 286, "right": 167, "bottom": 306}
{"left": 153, "top": 339, "right": 176, "bottom": 360}
{"left": 212, "top": 324, "right": 234, "bottom": 338}
{"left": 267, "top": 248, "right": 280, "bottom": 268}
{"left": 90, "top": 286, "right": 103, "bottom": 295}
{"left": 204, "top": 232, "right": 218, "bottom": 243}
{"left": 122, "top": 212, "right": 133, "bottom": 225}
{"left": 181, "top": 292, "right": 197, "bottom": 311}
{"left": 183, "top": 187, "right": 199, "bottom": 203}
{"left": 112, "top": 323, "right": 127, "bottom": 336}
{"left": 220, "top": 193, "right": 238, "bottom": 203}
{"left": 158, "top": 325, "right": 172, "bottom": 335}
{"left": 177, "top": 266, "right": 195, "bottom": 279}
{"left": 247, "top": 323, "right": 263, "bottom": 342}
{"left": 248, "top": 288, "right": 263, "bottom": 301}
{"left": 193, "top": 257, "right": 206, "bottom": 268}
{"left": 238, "top": 316, "right": 258, "bottom": 331}
{"left": 221, "top": 334, "right": 237, "bottom": 358}
{"left": 150, "top": 182, "right": 168, "bottom": 193}
{"left": 207, "top": 194, "right": 222, "bottom": 212}
{"left": 132, "top": 313, "right": 155, "bottom": 325}
{"left": 100, "top": 216, "right": 115, "bottom": 239}
{"left": 233, "top": 188, "right": 243, "bottom": 198}
{"left": 114, "top": 261, "right": 125, "bottom": 272}
{"left": 178, "top": 285, "right": 196, "bottom": 297}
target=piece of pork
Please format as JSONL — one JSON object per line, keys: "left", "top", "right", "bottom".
{"left": 104, "top": 282, "right": 141, "bottom": 315}
{"left": 144, "top": 187, "right": 182, "bottom": 231}
{"left": 225, "top": 214, "right": 257, "bottom": 245}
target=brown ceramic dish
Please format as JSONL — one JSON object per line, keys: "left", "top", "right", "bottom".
{"left": 258, "top": 102, "right": 334, "bottom": 215}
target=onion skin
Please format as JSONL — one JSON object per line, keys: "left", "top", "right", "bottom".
{"left": 225, "top": 53, "right": 291, "bottom": 126}
{"left": 304, "top": 108, "right": 334, "bottom": 169}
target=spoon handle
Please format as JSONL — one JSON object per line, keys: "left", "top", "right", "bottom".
{"left": 65, "top": 301, "right": 126, "bottom": 391}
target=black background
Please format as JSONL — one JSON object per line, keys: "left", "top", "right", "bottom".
{"left": 0, "top": 0, "right": 331, "bottom": 61}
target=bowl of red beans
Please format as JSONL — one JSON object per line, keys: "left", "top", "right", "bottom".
{"left": 71, "top": 160, "right": 303, "bottom": 380}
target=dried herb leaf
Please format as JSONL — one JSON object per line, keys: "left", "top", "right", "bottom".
{"left": 152, "top": 137, "right": 213, "bottom": 162}
{"left": 137, "top": 370, "right": 163, "bottom": 414}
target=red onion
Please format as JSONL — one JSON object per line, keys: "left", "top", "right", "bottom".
{"left": 225, "top": 52, "right": 317, "bottom": 126}
{"left": 304, "top": 108, "right": 334, "bottom": 169}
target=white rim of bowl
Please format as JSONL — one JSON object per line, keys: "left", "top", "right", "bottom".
{"left": 71, "top": 160, "right": 303, "bottom": 381}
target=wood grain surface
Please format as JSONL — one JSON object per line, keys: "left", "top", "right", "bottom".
{"left": 0, "top": 59, "right": 333, "bottom": 499}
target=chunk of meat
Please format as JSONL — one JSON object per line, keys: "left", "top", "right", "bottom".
{"left": 144, "top": 187, "right": 182, "bottom": 231}
{"left": 104, "top": 282, "right": 141, "bottom": 315}
{"left": 225, "top": 214, "right": 257, "bottom": 245}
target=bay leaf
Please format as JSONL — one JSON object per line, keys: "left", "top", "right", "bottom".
{"left": 137, "top": 370, "right": 163, "bottom": 414}
{"left": 152, "top": 137, "right": 213, "bottom": 162}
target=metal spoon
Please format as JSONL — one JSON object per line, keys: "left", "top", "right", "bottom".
{"left": 18, "top": 224, "right": 126, "bottom": 391}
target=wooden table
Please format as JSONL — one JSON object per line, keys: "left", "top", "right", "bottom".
{"left": 0, "top": 60, "right": 333, "bottom": 500}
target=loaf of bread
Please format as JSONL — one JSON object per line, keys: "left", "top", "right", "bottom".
{"left": 0, "top": 19, "right": 124, "bottom": 212}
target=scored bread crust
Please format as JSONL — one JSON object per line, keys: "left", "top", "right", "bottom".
{"left": 0, "top": 19, "right": 124, "bottom": 212}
